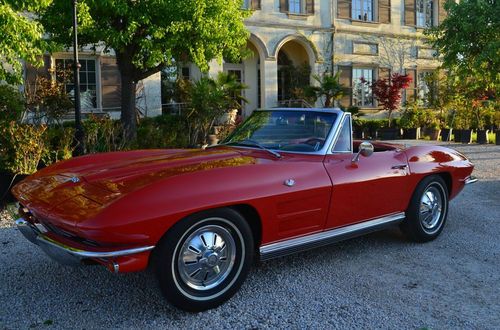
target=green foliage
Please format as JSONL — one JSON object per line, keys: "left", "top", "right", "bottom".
{"left": 136, "top": 115, "right": 189, "bottom": 149}
{"left": 181, "top": 72, "right": 248, "bottom": 146}
{"left": 24, "top": 76, "right": 73, "bottom": 125}
{"left": 0, "top": 122, "right": 47, "bottom": 175}
{"left": 425, "top": 0, "right": 500, "bottom": 92}
{"left": 82, "top": 114, "right": 125, "bottom": 153}
{"left": 42, "top": 127, "right": 74, "bottom": 166}
{"left": 305, "top": 72, "right": 347, "bottom": 108}
{"left": 0, "top": 0, "right": 51, "bottom": 84}
{"left": 279, "top": 62, "right": 312, "bottom": 103}
{"left": 0, "top": 85, "right": 25, "bottom": 124}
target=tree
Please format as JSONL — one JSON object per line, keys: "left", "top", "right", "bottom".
{"left": 305, "top": 73, "right": 347, "bottom": 108}
{"left": 361, "top": 73, "right": 412, "bottom": 127}
{"left": 39, "top": 0, "right": 250, "bottom": 139}
{"left": 0, "top": 0, "right": 51, "bottom": 84}
{"left": 425, "top": 0, "right": 499, "bottom": 92}
{"left": 181, "top": 72, "right": 248, "bottom": 146}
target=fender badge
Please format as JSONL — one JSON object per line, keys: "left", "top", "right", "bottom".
{"left": 284, "top": 179, "right": 295, "bottom": 187}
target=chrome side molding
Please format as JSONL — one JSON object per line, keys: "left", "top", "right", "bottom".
{"left": 259, "top": 212, "right": 405, "bottom": 261}
{"left": 464, "top": 176, "right": 478, "bottom": 185}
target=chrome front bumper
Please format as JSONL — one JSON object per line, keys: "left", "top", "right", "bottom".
{"left": 464, "top": 176, "right": 478, "bottom": 185}
{"left": 15, "top": 218, "right": 155, "bottom": 267}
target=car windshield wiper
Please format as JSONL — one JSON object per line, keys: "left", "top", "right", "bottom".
{"left": 212, "top": 139, "right": 281, "bottom": 158}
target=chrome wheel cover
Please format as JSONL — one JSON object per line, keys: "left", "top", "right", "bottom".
{"left": 419, "top": 185, "right": 444, "bottom": 233}
{"left": 176, "top": 223, "right": 237, "bottom": 291}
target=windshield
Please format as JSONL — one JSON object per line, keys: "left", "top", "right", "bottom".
{"left": 223, "top": 110, "right": 338, "bottom": 152}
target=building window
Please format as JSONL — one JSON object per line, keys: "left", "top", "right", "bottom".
{"left": 55, "top": 58, "right": 97, "bottom": 110}
{"left": 417, "top": 71, "right": 433, "bottom": 105}
{"left": 352, "top": 68, "right": 374, "bottom": 107}
{"left": 352, "top": 0, "right": 374, "bottom": 21}
{"left": 243, "top": 0, "right": 261, "bottom": 10}
{"left": 289, "top": 0, "right": 303, "bottom": 14}
{"left": 416, "top": 0, "right": 433, "bottom": 27}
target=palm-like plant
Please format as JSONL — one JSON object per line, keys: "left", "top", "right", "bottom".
{"left": 185, "top": 72, "right": 248, "bottom": 146}
{"left": 305, "top": 72, "right": 347, "bottom": 108}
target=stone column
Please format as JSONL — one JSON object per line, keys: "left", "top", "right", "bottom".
{"left": 262, "top": 58, "right": 278, "bottom": 108}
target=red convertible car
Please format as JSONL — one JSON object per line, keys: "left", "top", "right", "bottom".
{"left": 13, "top": 108, "right": 476, "bottom": 311}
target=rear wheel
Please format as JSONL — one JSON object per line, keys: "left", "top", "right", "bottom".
{"left": 155, "top": 208, "right": 253, "bottom": 312}
{"left": 401, "top": 175, "right": 449, "bottom": 242}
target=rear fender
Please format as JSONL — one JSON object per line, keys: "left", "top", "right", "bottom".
{"left": 404, "top": 146, "right": 474, "bottom": 200}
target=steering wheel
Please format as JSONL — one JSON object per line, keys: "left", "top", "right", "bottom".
{"left": 304, "top": 138, "right": 325, "bottom": 151}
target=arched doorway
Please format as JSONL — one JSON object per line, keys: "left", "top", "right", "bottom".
{"left": 276, "top": 40, "right": 313, "bottom": 104}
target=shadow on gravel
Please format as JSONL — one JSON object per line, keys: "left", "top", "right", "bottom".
{"left": 1, "top": 223, "right": 409, "bottom": 318}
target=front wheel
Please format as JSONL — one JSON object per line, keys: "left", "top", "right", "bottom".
{"left": 401, "top": 175, "right": 449, "bottom": 242}
{"left": 155, "top": 208, "right": 254, "bottom": 312}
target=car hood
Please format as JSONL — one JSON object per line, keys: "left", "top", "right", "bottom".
{"left": 12, "top": 148, "right": 256, "bottom": 223}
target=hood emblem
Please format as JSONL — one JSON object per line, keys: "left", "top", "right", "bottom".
{"left": 284, "top": 179, "right": 295, "bottom": 187}
{"left": 68, "top": 176, "right": 80, "bottom": 183}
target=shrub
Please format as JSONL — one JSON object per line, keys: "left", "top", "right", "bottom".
{"left": 83, "top": 114, "right": 125, "bottom": 153}
{"left": 136, "top": 115, "right": 189, "bottom": 149}
{"left": 0, "top": 85, "right": 25, "bottom": 124}
{"left": 42, "top": 127, "right": 75, "bottom": 166}
{"left": 0, "top": 122, "right": 47, "bottom": 175}
{"left": 25, "top": 76, "right": 73, "bottom": 125}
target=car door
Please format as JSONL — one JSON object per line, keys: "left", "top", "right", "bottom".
{"left": 323, "top": 117, "right": 412, "bottom": 229}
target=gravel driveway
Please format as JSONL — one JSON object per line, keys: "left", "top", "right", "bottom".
{"left": 1, "top": 142, "right": 499, "bottom": 329}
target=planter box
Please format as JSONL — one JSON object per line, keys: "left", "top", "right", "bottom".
{"left": 460, "top": 129, "right": 473, "bottom": 144}
{"left": 441, "top": 128, "right": 453, "bottom": 142}
{"left": 453, "top": 129, "right": 462, "bottom": 143}
{"left": 496, "top": 130, "right": 500, "bottom": 145}
{"left": 353, "top": 129, "right": 364, "bottom": 139}
{"left": 403, "top": 127, "right": 421, "bottom": 139}
{"left": 423, "top": 128, "right": 441, "bottom": 140}
{"left": 477, "top": 130, "right": 489, "bottom": 144}
{"left": 377, "top": 128, "right": 400, "bottom": 140}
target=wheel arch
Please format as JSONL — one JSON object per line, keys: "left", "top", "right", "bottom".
{"left": 435, "top": 172, "right": 452, "bottom": 198}
{"left": 229, "top": 204, "right": 263, "bottom": 249}
{"left": 153, "top": 204, "right": 263, "bottom": 256}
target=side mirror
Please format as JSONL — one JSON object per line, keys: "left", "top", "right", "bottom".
{"left": 352, "top": 141, "right": 374, "bottom": 163}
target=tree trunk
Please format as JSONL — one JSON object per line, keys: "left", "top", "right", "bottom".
{"left": 116, "top": 52, "right": 138, "bottom": 141}
{"left": 120, "top": 74, "right": 137, "bottom": 141}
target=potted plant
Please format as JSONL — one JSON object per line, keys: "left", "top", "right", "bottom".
{"left": 361, "top": 73, "right": 412, "bottom": 140}
{"left": 400, "top": 100, "right": 423, "bottom": 139}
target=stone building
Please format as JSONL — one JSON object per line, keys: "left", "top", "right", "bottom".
{"left": 25, "top": 0, "right": 447, "bottom": 118}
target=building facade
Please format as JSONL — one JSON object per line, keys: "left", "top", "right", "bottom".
{"left": 26, "top": 0, "right": 446, "bottom": 118}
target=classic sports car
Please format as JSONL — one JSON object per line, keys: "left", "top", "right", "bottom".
{"left": 13, "top": 108, "right": 476, "bottom": 312}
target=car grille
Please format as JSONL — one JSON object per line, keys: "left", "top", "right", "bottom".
{"left": 18, "top": 203, "right": 100, "bottom": 247}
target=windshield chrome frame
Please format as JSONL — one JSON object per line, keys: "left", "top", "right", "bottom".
{"left": 222, "top": 108, "right": 346, "bottom": 156}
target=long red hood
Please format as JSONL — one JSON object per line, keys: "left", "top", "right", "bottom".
{"left": 12, "top": 148, "right": 256, "bottom": 225}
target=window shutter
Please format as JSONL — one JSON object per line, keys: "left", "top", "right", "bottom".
{"left": 251, "top": 0, "right": 261, "bottom": 10}
{"left": 338, "top": 66, "right": 352, "bottom": 107}
{"left": 306, "top": 0, "right": 314, "bottom": 15}
{"left": 337, "top": 0, "right": 351, "bottom": 18}
{"left": 438, "top": 0, "right": 447, "bottom": 24}
{"left": 101, "top": 57, "right": 122, "bottom": 109}
{"left": 405, "top": 69, "right": 417, "bottom": 101}
{"left": 378, "top": 67, "right": 391, "bottom": 80}
{"left": 404, "top": 0, "right": 416, "bottom": 26}
{"left": 378, "top": 0, "right": 391, "bottom": 23}
{"left": 280, "top": 0, "right": 288, "bottom": 12}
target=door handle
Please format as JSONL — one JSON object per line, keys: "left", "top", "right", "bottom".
{"left": 391, "top": 164, "right": 408, "bottom": 170}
